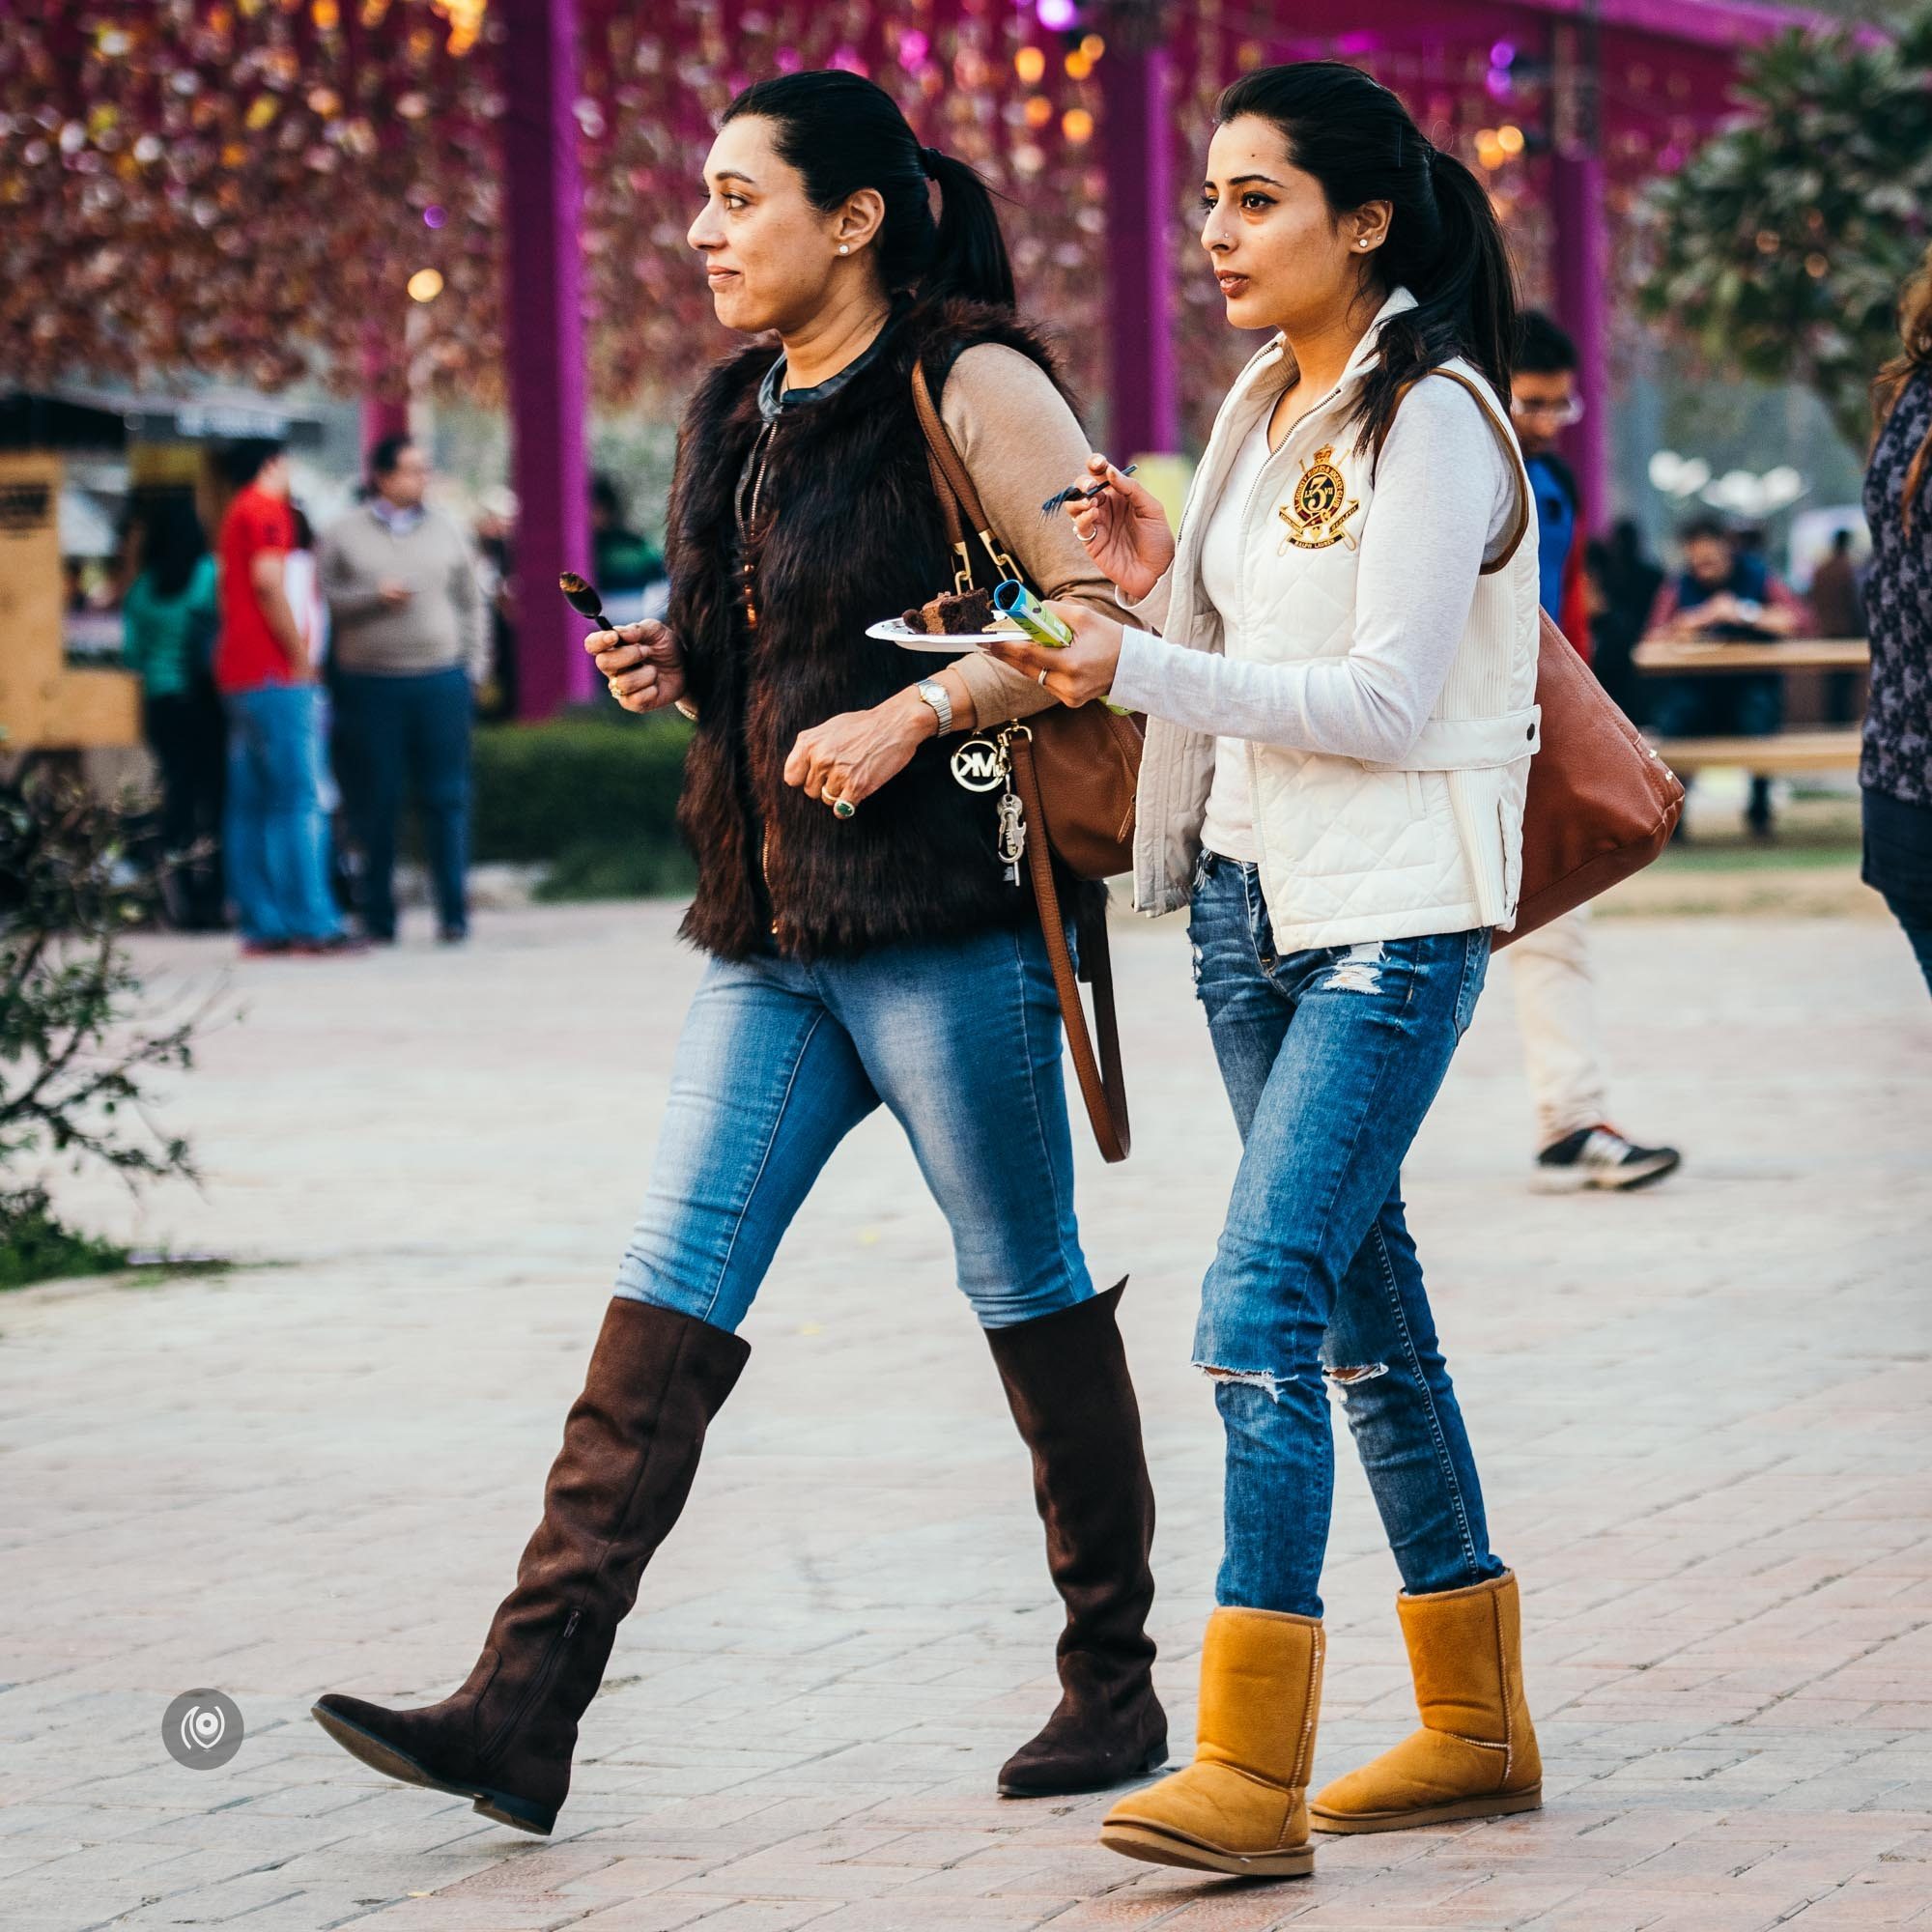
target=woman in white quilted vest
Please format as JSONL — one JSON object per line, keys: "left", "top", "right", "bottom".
{"left": 986, "top": 61, "right": 1544, "bottom": 1880}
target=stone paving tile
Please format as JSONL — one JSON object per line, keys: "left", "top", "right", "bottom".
{"left": 4, "top": 907, "right": 1928, "bottom": 1932}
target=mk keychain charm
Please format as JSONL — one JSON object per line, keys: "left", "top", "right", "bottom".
{"left": 949, "top": 724, "right": 1033, "bottom": 887}
{"left": 951, "top": 735, "right": 1009, "bottom": 792}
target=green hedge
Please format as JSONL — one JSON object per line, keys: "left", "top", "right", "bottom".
{"left": 470, "top": 707, "right": 697, "bottom": 899}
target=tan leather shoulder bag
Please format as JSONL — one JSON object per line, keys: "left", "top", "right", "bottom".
{"left": 910, "top": 362, "right": 1141, "bottom": 1160}
{"left": 1382, "top": 370, "right": 1685, "bottom": 945}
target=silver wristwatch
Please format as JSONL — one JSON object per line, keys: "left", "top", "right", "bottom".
{"left": 914, "top": 677, "right": 953, "bottom": 737}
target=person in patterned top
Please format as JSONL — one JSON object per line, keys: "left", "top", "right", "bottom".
{"left": 1861, "top": 242, "right": 1932, "bottom": 992}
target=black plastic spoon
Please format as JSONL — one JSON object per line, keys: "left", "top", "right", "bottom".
{"left": 558, "top": 570, "right": 611, "bottom": 633}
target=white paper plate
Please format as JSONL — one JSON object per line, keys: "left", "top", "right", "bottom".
{"left": 866, "top": 617, "right": 1023, "bottom": 653}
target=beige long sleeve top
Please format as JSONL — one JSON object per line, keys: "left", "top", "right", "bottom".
{"left": 319, "top": 503, "right": 490, "bottom": 682}
{"left": 935, "top": 344, "right": 1117, "bottom": 730}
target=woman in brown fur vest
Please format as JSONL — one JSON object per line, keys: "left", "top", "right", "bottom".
{"left": 312, "top": 70, "right": 1165, "bottom": 1837}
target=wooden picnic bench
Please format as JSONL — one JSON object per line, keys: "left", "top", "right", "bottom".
{"left": 1634, "top": 637, "right": 1867, "bottom": 775}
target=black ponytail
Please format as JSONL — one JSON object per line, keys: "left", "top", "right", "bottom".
{"left": 921, "top": 146, "right": 1017, "bottom": 309}
{"left": 724, "top": 71, "right": 1015, "bottom": 310}
{"left": 1216, "top": 61, "right": 1520, "bottom": 465}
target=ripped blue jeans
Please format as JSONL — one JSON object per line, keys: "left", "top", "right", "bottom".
{"left": 1189, "top": 851, "right": 1506, "bottom": 1618}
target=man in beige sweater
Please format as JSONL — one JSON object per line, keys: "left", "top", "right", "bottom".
{"left": 320, "top": 436, "right": 488, "bottom": 943}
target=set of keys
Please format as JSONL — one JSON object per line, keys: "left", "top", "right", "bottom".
{"left": 950, "top": 724, "right": 1033, "bottom": 887}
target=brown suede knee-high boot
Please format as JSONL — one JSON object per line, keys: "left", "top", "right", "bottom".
{"left": 312, "top": 1298, "right": 750, "bottom": 1835}
{"left": 985, "top": 1279, "right": 1167, "bottom": 1797}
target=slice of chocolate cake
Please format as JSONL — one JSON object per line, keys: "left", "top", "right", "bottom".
{"left": 924, "top": 584, "right": 994, "bottom": 634}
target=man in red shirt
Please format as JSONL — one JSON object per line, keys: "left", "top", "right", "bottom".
{"left": 214, "top": 440, "right": 353, "bottom": 953}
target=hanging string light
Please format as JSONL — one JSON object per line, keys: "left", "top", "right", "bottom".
{"left": 0, "top": 0, "right": 1762, "bottom": 443}
{"left": 430, "top": 0, "right": 488, "bottom": 56}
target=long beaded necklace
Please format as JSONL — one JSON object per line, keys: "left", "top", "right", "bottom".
{"left": 730, "top": 418, "right": 778, "bottom": 636}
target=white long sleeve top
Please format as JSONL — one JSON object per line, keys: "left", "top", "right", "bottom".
{"left": 1112, "top": 374, "right": 1520, "bottom": 790}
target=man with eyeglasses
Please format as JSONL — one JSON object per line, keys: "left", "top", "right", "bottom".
{"left": 1512, "top": 313, "right": 1594, "bottom": 647}
{"left": 1503, "top": 314, "right": 1683, "bottom": 1195}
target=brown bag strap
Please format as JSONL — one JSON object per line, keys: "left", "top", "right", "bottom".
{"left": 1377, "top": 369, "right": 1533, "bottom": 576}
{"left": 1010, "top": 731, "right": 1131, "bottom": 1163}
{"left": 912, "top": 359, "right": 1023, "bottom": 590}
{"left": 908, "top": 361, "right": 1132, "bottom": 1163}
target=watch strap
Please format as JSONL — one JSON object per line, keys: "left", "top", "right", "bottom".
{"left": 915, "top": 677, "right": 953, "bottom": 736}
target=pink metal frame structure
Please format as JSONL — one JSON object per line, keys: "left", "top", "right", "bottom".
{"left": 500, "top": 0, "right": 594, "bottom": 713}
{"left": 491, "top": 0, "right": 1816, "bottom": 716}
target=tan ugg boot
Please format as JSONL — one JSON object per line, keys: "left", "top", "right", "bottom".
{"left": 1099, "top": 1607, "right": 1322, "bottom": 1879}
{"left": 1310, "top": 1571, "right": 1541, "bottom": 1834}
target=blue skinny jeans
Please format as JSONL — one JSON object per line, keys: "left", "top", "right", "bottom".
{"left": 1188, "top": 852, "right": 1507, "bottom": 1618}
{"left": 614, "top": 921, "right": 1095, "bottom": 1333}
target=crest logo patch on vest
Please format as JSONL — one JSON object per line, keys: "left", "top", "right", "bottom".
{"left": 1277, "top": 445, "right": 1360, "bottom": 554}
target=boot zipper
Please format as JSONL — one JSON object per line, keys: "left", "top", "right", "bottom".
{"left": 479, "top": 1608, "right": 580, "bottom": 1766}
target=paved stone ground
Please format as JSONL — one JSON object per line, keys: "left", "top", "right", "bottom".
{"left": 4, "top": 903, "right": 1929, "bottom": 1932}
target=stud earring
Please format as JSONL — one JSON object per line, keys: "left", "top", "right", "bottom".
{"left": 838, "top": 243, "right": 850, "bottom": 256}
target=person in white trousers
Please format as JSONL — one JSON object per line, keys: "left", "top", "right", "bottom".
{"left": 1510, "top": 315, "right": 1681, "bottom": 1192}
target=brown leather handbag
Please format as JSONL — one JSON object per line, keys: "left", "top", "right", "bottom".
{"left": 1383, "top": 370, "right": 1685, "bottom": 947}
{"left": 1505, "top": 605, "right": 1685, "bottom": 945}
{"left": 911, "top": 362, "right": 1142, "bottom": 1160}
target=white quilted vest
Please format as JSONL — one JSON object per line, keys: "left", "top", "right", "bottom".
{"left": 1130, "top": 286, "right": 1543, "bottom": 950}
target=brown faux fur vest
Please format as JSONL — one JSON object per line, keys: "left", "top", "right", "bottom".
{"left": 668, "top": 298, "right": 1078, "bottom": 961}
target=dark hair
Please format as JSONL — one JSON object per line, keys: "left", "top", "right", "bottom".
{"left": 723, "top": 70, "right": 1015, "bottom": 309}
{"left": 1515, "top": 310, "right": 1577, "bottom": 375}
{"left": 1679, "top": 513, "right": 1733, "bottom": 545}
{"left": 369, "top": 433, "right": 413, "bottom": 481}
{"left": 1872, "top": 239, "right": 1932, "bottom": 535}
{"left": 590, "top": 473, "right": 624, "bottom": 521}
{"left": 1831, "top": 526, "right": 1854, "bottom": 553}
{"left": 215, "top": 438, "right": 284, "bottom": 490}
{"left": 136, "top": 493, "right": 207, "bottom": 602}
{"left": 289, "top": 500, "right": 315, "bottom": 551}
{"left": 1216, "top": 61, "right": 1519, "bottom": 465}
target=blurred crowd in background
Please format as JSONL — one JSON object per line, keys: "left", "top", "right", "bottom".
{"left": 96, "top": 442, "right": 670, "bottom": 952}
{"left": 87, "top": 347, "right": 1867, "bottom": 960}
